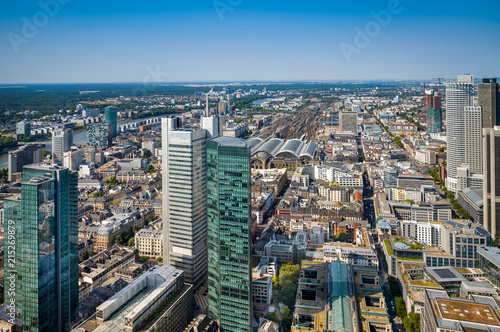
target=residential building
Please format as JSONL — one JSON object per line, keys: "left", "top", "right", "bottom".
{"left": 445, "top": 75, "right": 475, "bottom": 193}
{"left": 88, "top": 123, "right": 113, "bottom": 148}
{"left": 207, "top": 136, "right": 252, "bottom": 332}
{"left": 162, "top": 117, "right": 208, "bottom": 289}
{"left": 52, "top": 129, "right": 73, "bottom": 164}
{"left": 425, "top": 89, "right": 443, "bottom": 133}
{"left": 135, "top": 228, "right": 163, "bottom": 257}
{"left": 16, "top": 120, "right": 31, "bottom": 135}
{"left": 7, "top": 143, "right": 42, "bottom": 181}
{"left": 105, "top": 106, "right": 118, "bottom": 137}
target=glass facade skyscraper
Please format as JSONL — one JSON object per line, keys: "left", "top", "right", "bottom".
{"left": 5, "top": 164, "right": 78, "bottom": 332}
{"left": 207, "top": 137, "right": 252, "bottom": 332}
{"left": 105, "top": 106, "right": 118, "bottom": 138}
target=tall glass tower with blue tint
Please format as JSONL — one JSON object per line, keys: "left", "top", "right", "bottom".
{"left": 105, "top": 106, "right": 118, "bottom": 138}
{"left": 207, "top": 137, "right": 252, "bottom": 332}
{"left": 5, "top": 164, "right": 79, "bottom": 332}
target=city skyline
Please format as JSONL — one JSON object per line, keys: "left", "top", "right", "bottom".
{"left": 1, "top": 0, "right": 500, "bottom": 83}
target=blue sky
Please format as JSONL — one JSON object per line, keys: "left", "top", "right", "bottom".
{"left": 0, "top": 0, "right": 499, "bottom": 83}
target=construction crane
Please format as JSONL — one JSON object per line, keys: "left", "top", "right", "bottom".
{"left": 49, "top": 145, "right": 90, "bottom": 163}
{"left": 419, "top": 82, "right": 432, "bottom": 109}
{"left": 432, "top": 77, "right": 445, "bottom": 96}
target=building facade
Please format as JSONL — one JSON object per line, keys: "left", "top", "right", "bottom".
{"left": 87, "top": 123, "right": 113, "bottom": 149}
{"left": 207, "top": 137, "right": 252, "bottom": 332}
{"left": 105, "top": 106, "right": 118, "bottom": 138}
{"left": 445, "top": 75, "right": 475, "bottom": 193}
{"left": 52, "top": 129, "right": 73, "bottom": 164}
{"left": 483, "top": 126, "right": 500, "bottom": 239}
{"left": 478, "top": 78, "right": 500, "bottom": 129}
{"left": 339, "top": 111, "right": 358, "bottom": 134}
{"left": 162, "top": 117, "right": 208, "bottom": 289}
{"left": 464, "top": 106, "right": 483, "bottom": 174}
{"left": 5, "top": 165, "right": 78, "bottom": 332}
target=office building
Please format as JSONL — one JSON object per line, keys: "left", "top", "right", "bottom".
{"left": 422, "top": 289, "right": 500, "bottom": 332}
{"left": 218, "top": 99, "right": 230, "bottom": 115}
{"left": 483, "top": 126, "right": 500, "bottom": 239}
{"left": 16, "top": 120, "right": 31, "bottom": 136}
{"left": 87, "top": 123, "right": 113, "bottom": 149}
{"left": 445, "top": 75, "right": 475, "bottom": 193}
{"left": 383, "top": 167, "right": 398, "bottom": 187}
{"left": 457, "top": 188, "right": 484, "bottom": 225}
{"left": 96, "top": 265, "right": 193, "bottom": 332}
{"left": 5, "top": 164, "right": 78, "bottom": 332}
{"left": 135, "top": 228, "right": 163, "bottom": 257}
{"left": 425, "top": 89, "right": 443, "bottom": 133}
{"left": 105, "top": 106, "right": 118, "bottom": 137}
{"left": 339, "top": 111, "right": 358, "bottom": 134}
{"left": 162, "top": 117, "right": 208, "bottom": 289}
{"left": 202, "top": 116, "right": 222, "bottom": 139}
{"left": 207, "top": 136, "right": 252, "bottom": 332}
{"left": 464, "top": 106, "right": 483, "bottom": 174}
{"left": 7, "top": 143, "right": 42, "bottom": 181}
{"left": 63, "top": 147, "right": 83, "bottom": 171}
{"left": 478, "top": 78, "right": 500, "bottom": 129}
{"left": 52, "top": 129, "right": 73, "bottom": 164}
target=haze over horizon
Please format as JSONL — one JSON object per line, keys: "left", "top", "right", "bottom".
{"left": 1, "top": 0, "right": 500, "bottom": 84}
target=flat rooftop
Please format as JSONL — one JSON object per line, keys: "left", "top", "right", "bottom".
{"left": 436, "top": 298, "right": 500, "bottom": 326}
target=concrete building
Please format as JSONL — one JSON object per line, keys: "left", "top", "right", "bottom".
{"left": 339, "top": 111, "right": 358, "bottom": 134}
{"left": 16, "top": 120, "right": 31, "bottom": 135}
{"left": 223, "top": 122, "right": 248, "bottom": 138}
{"left": 445, "top": 75, "right": 475, "bottom": 193}
{"left": 135, "top": 228, "right": 163, "bottom": 257}
{"left": 464, "top": 105, "right": 483, "bottom": 174}
{"left": 457, "top": 188, "right": 483, "bottom": 225}
{"left": 63, "top": 147, "right": 83, "bottom": 171}
{"left": 422, "top": 289, "right": 500, "bottom": 332}
{"left": 88, "top": 123, "right": 113, "bottom": 149}
{"left": 7, "top": 144, "right": 42, "bottom": 181}
{"left": 202, "top": 116, "right": 222, "bottom": 139}
{"left": 477, "top": 246, "right": 500, "bottom": 288}
{"left": 52, "top": 128, "right": 73, "bottom": 164}
{"left": 162, "top": 117, "right": 208, "bottom": 289}
{"left": 478, "top": 78, "right": 500, "bottom": 129}
{"left": 483, "top": 126, "right": 500, "bottom": 239}
{"left": 95, "top": 265, "right": 193, "bottom": 332}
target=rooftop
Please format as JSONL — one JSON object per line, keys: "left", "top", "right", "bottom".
{"left": 436, "top": 298, "right": 500, "bottom": 326}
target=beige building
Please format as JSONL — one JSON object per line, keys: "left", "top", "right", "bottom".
{"left": 135, "top": 228, "right": 163, "bottom": 257}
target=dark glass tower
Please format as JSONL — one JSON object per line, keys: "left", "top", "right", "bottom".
{"left": 105, "top": 106, "right": 118, "bottom": 138}
{"left": 479, "top": 78, "right": 500, "bottom": 129}
{"left": 5, "top": 164, "right": 78, "bottom": 332}
{"left": 207, "top": 137, "right": 252, "bottom": 332}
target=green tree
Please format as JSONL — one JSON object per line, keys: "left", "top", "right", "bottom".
{"left": 139, "top": 255, "right": 150, "bottom": 264}
{"left": 114, "top": 235, "right": 123, "bottom": 245}
{"left": 88, "top": 250, "right": 95, "bottom": 257}
{"left": 335, "top": 232, "right": 349, "bottom": 242}
{"left": 128, "top": 237, "right": 135, "bottom": 247}
{"left": 264, "top": 312, "right": 280, "bottom": 324}
{"left": 156, "top": 257, "right": 163, "bottom": 263}
{"left": 146, "top": 164, "right": 155, "bottom": 174}
{"left": 403, "top": 312, "right": 421, "bottom": 332}
{"left": 281, "top": 305, "right": 293, "bottom": 332}
{"left": 395, "top": 296, "right": 407, "bottom": 318}
{"left": 42, "top": 150, "right": 52, "bottom": 159}
{"left": 0, "top": 168, "right": 8, "bottom": 183}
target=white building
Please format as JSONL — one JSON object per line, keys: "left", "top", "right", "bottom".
{"left": 445, "top": 75, "right": 475, "bottom": 193}
{"left": 464, "top": 106, "right": 483, "bottom": 174}
{"left": 135, "top": 228, "right": 163, "bottom": 257}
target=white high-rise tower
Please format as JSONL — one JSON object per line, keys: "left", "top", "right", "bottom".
{"left": 161, "top": 116, "right": 208, "bottom": 289}
{"left": 445, "top": 75, "right": 475, "bottom": 193}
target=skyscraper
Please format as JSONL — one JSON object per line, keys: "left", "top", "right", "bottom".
{"left": 161, "top": 117, "right": 208, "bottom": 289}
{"left": 52, "top": 129, "right": 73, "bottom": 164}
{"left": 425, "top": 89, "right": 443, "bottom": 133}
{"left": 207, "top": 137, "right": 252, "bottom": 332}
{"left": 105, "top": 106, "right": 118, "bottom": 138}
{"left": 445, "top": 75, "right": 475, "bottom": 193}
{"left": 464, "top": 106, "right": 483, "bottom": 174}
{"left": 483, "top": 126, "right": 500, "bottom": 239}
{"left": 478, "top": 78, "right": 500, "bottom": 129}
{"left": 5, "top": 164, "right": 78, "bottom": 332}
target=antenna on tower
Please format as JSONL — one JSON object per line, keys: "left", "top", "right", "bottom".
{"left": 205, "top": 93, "right": 209, "bottom": 117}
